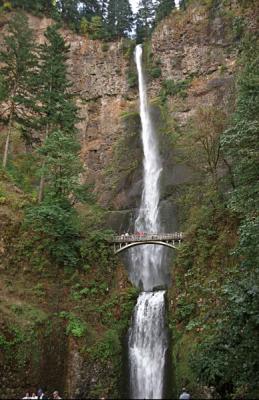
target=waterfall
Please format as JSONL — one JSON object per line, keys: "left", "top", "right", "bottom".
{"left": 129, "top": 44, "right": 165, "bottom": 292}
{"left": 129, "top": 291, "right": 168, "bottom": 399}
{"left": 128, "top": 45, "right": 168, "bottom": 400}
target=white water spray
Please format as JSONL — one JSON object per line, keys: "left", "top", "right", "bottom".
{"left": 128, "top": 45, "right": 168, "bottom": 400}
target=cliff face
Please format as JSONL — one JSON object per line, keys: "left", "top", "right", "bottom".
{"left": 150, "top": 4, "right": 237, "bottom": 118}
{"left": 26, "top": 15, "right": 138, "bottom": 210}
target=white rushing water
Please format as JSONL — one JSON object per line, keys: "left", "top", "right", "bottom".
{"left": 129, "top": 44, "right": 164, "bottom": 292}
{"left": 128, "top": 45, "right": 168, "bottom": 400}
{"left": 129, "top": 291, "right": 168, "bottom": 399}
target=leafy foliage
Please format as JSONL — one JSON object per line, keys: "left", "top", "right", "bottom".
{"left": 25, "top": 200, "right": 81, "bottom": 267}
{"left": 188, "top": 35, "right": 259, "bottom": 398}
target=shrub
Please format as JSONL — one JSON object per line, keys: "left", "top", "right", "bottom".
{"left": 127, "top": 69, "right": 138, "bottom": 88}
{"left": 149, "top": 66, "right": 161, "bottom": 79}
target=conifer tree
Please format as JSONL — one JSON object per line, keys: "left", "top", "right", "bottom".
{"left": 36, "top": 24, "right": 77, "bottom": 201}
{"left": 26, "top": 25, "right": 84, "bottom": 267}
{"left": 79, "top": 0, "right": 102, "bottom": 20}
{"left": 135, "top": 0, "right": 155, "bottom": 42}
{"left": 0, "top": 13, "right": 37, "bottom": 168}
{"left": 11, "top": 0, "right": 55, "bottom": 13}
{"left": 106, "top": 0, "right": 133, "bottom": 38}
{"left": 56, "top": 0, "right": 80, "bottom": 28}
{"left": 155, "top": 0, "right": 175, "bottom": 24}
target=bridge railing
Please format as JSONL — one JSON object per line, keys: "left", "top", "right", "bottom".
{"left": 111, "top": 232, "right": 184, "bottom": 243}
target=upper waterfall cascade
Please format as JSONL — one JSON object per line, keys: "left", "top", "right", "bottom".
{"left": 129, "top": 44, "right": 167, "bottom": 292}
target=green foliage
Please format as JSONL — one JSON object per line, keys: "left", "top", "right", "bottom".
{"left": 60, "top": 311, "right": 87, "bottom": 337}
{"left": 80, "top": 15, "right": 105, "bottom": 39}
{"left": 187, "top": 35, "right": 259, "bottom": 398}
{"left": 106, "top": 0, "right": 133, "bottom": 38}
{"left": 127, "top": 69, "right": 138, "bottom": 88}
{"left": 121, "top": 38, "right": 136, "bottom": 60}
{"left": 36, "top": 24, "right": 77, "bottom": 134}
{"left": 232, "top": 16, "right": 246, "bottom": 41}
{"left": 135, "top": 0, "right": 155, "bottom": 42}
{"left": 39, "top": 130, "right": 81, "bottom": 198}
{"left": 81, "top": 229, "right": 114, "bottom": 269}
{"left": 149, "top": 66, "right": 162, "bottom": 78}
{"left": 90, "top": 329, "right": 121, "bottom": 360}
{"left": 1, "top": 2, "right": 12, "bottom": 11}
{"left": 7, "top": 153, "right": 39, "bottom": 193}
{"left": 0, "top": 13, "right": 38, "bottom": 166}
{"left": 18, "top": 24, "right": 88, "bottom": 270}
{"left": 160, "top": 78, "right": 191, "bottom": 101}
{"left": 155, "top": 0, "right": 175, "bottom": 25}
{"left": 80, "top": 16, "right": 90, "bottom": 34}
{"left": 25, "top": 200, "right": 81, "bottom": 267}
{"left": 9, "top": 0, "right": 55, "bottom": 15}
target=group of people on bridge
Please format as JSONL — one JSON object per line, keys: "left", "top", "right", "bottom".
{"left": 120, "top": 231, "right": 146, "bottom": 238}
{"left": 22, "top": 389, "right": 61, "bottom": 399}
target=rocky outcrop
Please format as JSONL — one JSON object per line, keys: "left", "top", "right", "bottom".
{"left": 150, "top": 4, "right": 237, "bottom": 122}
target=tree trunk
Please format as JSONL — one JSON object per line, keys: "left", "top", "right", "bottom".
{"left": 2, "top": 108, "right": 14, "bottom": 169}
{"left": 2, "top": 130, "right": 10, "bottom": 168}
{"left": 38, "top": 165, "right": 45, "bottom": 203}
{"left": 38, "top": 124, "right": 49, "bottom": 203}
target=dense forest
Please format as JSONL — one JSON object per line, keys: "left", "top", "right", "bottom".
{"left": 0, "top": 0, "right": 258, "bottom": 398}
{"left": 0, "top": 0, "right": 177, "bottom": 40}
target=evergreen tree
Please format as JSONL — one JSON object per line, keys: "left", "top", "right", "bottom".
{"left": 10, "top": 0, "right": 55, "bottom": 13}
{"left": 135, "top": 0, "right": 155, "bottom": 42}
{"left": 179, "top": 0, "right": 188, "bottom": 10}
{"left": 56, "top": 0, "right": 80, "bottom": 28}
{"left": 106, "top": 0, "right": 133, "bottom": 38}
{"left": 0, "top": 13, "right": 38, "bottom": 168}
{"left": 155, "top": 0, "right": 175, "bottom": 24}
{"left": 39, "top": 130, "right": 82, "bottom": 199}
{"left": 25, "top": 26, "right": 84, "bottom": 267}
{"left": 36, "top": 24, "right": 78, "bottom": 201}
{"left": 79, "top": 0, "right": 102, "bottom": 20}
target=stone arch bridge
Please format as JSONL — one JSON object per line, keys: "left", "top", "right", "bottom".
{"left": 109, "top": 233, "right": 184, "bottom": 255}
